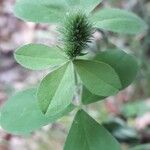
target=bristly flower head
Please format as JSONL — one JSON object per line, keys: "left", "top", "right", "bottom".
{"left": 62, "top": 12, "right": 93, "bottom": 59}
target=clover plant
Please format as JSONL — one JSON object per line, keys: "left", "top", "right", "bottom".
{"left": 0, "top": 0, "right": 148, "bottom": 149}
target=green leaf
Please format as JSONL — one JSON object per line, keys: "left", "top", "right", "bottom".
{"left": 0, "top": 89, "right": 75, "bottom": 135}
{"left": 66, "top": 0, "right": 102, "bottom": 13}
{"left": 82, "top": 86, "right": 105, "bottom": 104}
{"left": 95, "top": 49, "right": 138, "bottom": 89}
{"left": 14, "top": 0, "right": 68, "bottom": 23}
{"left": 91, "top": 8, "right": 148, "bottom": 34}
{"left": 64, "top": 109, "right": 121, "bottom": 150}
{"left": 74, "top": 60, "right": 121, "bottom": 96}
{"left": 37, "top": 62, "right": 75, "bottom": 114}
{"left": 14, "top": 44, "right": 67, "bottom": 70}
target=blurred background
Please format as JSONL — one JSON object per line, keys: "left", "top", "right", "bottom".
{"left": 0, "top": 0, "right": 150, "bottom": 150}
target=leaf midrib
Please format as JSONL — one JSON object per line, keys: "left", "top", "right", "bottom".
{"left": 46, "top": 63, "right": 70, "bottom": 113}
{"left": 15, "top": 53, "right": 65, "bottom": 60}
{"left": 80, "top": 113, "right": 90, "bottom": 150}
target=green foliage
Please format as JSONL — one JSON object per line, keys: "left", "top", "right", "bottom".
{"left": 0, "top": 0, "right": 148, "bottom": 149}
{"left": 81, "top": 49, "right": 138, "bottom": 105}
{"left": 37, "top": 62, "right": 75, "bottom": 114}
{"left": 64, "top": 109, "right": 121, "bottom": 150}
{"left": 14, "top": 1, "right": 147, "bottom": 35}
{"left": 14, "top": 0, "right": 102, "bottom": 23}
{"left": 91, "top": 8, "right": 148, "bottom": 34}
{"left": 0, "top": 89, "right": 75, "bottom": 134}
{"left": 74, "top": 59, "right": 121, "bottom": 96}
{"left": 94, "top": 49, "right": 138, "bottom": 89}
{"left": 14, "top": 44, "right": 67, "bottom": 70}
{"left": 14, "top": 0, "right": 68, "bottom": 23}
{"left": 66, "top": 0, "right": 102, "bottom": 13}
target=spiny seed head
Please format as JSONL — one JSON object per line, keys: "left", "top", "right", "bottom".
{"left": 62, "top": 12, "right": 93, "bottom": 59}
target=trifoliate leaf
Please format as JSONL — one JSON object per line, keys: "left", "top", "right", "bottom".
{"left": 37, "top": 62, "right": 75, "bottom": 115}
{"left": 14, "top": 44, "right": 67, "bottom": 70}
{"left": 95, "top": 49, "right": 138, "bottom": 89}
{"left": 0, "top": 89, "right": 75, "bottom": 135}
{"left": 74, "top": 60, "right": 121, "bottom": 96}
{"left": 92, "top": 8, "right": 148, "bottom": 34}
{"left": 64, "top": 109, "right": 121, "bottom": 150}
{"left": 14, "top": 0, "right": 68, "bottom": 23}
